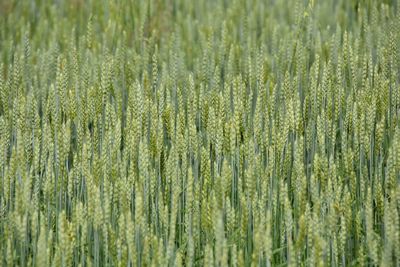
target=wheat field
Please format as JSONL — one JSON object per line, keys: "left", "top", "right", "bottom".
{"left": 0, "top": 0, "right": 399, "bottom": 266}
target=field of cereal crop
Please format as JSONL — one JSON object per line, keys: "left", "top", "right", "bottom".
{"left": 0, "top": 0, "right": 399, "bottom": 266}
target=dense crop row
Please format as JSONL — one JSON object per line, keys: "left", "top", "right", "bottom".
{"left": 0, "top": 0, "right": 399, "bottom": 266}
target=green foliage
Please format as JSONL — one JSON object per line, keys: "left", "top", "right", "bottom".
{"left": 0, "top": 0, "right": 399, "bottom": 266}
